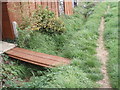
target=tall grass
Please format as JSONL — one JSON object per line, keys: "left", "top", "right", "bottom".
{"left": 2, "top": 3, "right": 109, "bottom": 88}
{"left": 104, "top": 2, "right": 118, "bottom": 88}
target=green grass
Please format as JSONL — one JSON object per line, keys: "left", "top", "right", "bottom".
{"left": 104, "top": 2, "right": 118, "bottom": 88}
{"left": 1, "top": 3, "right": 110, "bottom": 88}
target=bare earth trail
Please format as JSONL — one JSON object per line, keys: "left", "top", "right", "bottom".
{"left": 96, "top": 17, "right": 111, "bottom": 88}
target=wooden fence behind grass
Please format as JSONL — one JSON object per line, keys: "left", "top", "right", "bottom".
{"left": 6, "top": 2, "right": 59, "bottom": 24}
{"left": 2, "top": 1, "right": 73, "bottom": 40}
{"left": 5, "top": 1, "right": 73, "bottom": 24}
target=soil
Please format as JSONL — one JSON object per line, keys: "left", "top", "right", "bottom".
{"left": 96, "top": 17, "right": 111, "bottom": 88}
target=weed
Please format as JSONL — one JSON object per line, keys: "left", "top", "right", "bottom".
{"left": 46, "top": 66, "right": 98, "bottom": 88}
{"left": 2, "top": 2, "right": 110, "bottom": 88}
{"left": 104, "top": 3, "right": 118, "bottom": 88}
{"left": 1, "top": 54, "right": 9, "bottom": 62}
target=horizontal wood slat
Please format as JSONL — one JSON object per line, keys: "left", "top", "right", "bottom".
{"left": 6, "top": 49, "right": 63, "bottom": 66}
{"left": 5, "top": 47, "right": 70, "bottom": 68}
{"left": 14, "top": 47, "right": 70, "bottom": 63}
{"left": 8, "top": 55, "right": 52, "bottom": 68}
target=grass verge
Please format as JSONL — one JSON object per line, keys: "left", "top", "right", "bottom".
{"left": 104, "top": 2, "right": 118, "bottom": 88}
{"left": 1, "top": 3, "right": 109, "bottom": 88}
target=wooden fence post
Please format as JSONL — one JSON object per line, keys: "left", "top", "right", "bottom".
{"left": 2, "top": 2, "right": 15, "bottom": 40}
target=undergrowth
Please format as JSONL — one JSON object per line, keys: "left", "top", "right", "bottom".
{"left": 20, "top": 7, "right": 66, "bottom": 34}
{"left": 1, "top": 3, "right": 110, "bottom": 88}
{"left": 104, "top": 3, "right": 118, "bottom": 88}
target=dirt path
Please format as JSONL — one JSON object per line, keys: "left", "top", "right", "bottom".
{"left": 96, "top": 17, "right": 111, "bottom": 88}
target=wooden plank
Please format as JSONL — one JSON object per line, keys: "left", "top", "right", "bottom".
{"left": 8, "top": 55, "right": 52, "bottom": 68}
{"left": 12, "top": 47, "right": 70, "bottom": 63}
{"left": 64, "top": 1, "right": 73, "bottom": 15}
{"left": 6, "top": 49, "right": 62, "bottom": 66}
{"left": 5, "top": 47, "right": 70, "bottom": 68}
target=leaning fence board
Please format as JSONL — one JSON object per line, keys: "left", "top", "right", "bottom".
{"left": 6, "top": 49, "right": 63, "bottom": 65}
{"left": 5, "top": 47, "right": 70, "bottom": 68}
{"left": 8, "top": 55, "right": 52, "bottom": 68}
{"left": 13, "top": 47, "right": 69, "bottom": 63}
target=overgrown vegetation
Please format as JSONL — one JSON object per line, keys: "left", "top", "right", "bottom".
{"left": 75, "top": 2, "right": 96, "bottom": 21}
{"left": 1, "top": 3, "right": 114, "bottom": 88}
{"left": 104, "top": 3, "right": 118, "bottom": 88}
{"left": 20, "top": 7, "right": 66, "bottom": 34}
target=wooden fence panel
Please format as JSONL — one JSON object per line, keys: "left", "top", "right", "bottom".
{"left": 8, "top": 2, "right": 23, "bottom": 24}
{"left": 20, "top": 2, "right": 30, "bottom": 19}
{"left": 28, "top": 1, "right": 36, "bottom": 16}
{"left": 49, "top": 1, "right": 59, "bottom": 17}
{"left": 69, "top": 1, "right": 73, "bottom": 15}
{"left": 51, "top": 1, "right": 55, "bottom": 14}
{"left": 36, "top": 1, "right": 42, "bottom": 9}
{"left": 41, "top": 1, "right": 48, "bottom": 9}
{"left": 64, "top": 1, "right": 73, "bottom": 15}
{"left": 47, "top": 1, "right": 52, "bottom": 10}
{"left": 2, "top": 1, "right": 73, "bottom": 39}
{"left": 55, "top": 1, "right": 59, "bottom": 17}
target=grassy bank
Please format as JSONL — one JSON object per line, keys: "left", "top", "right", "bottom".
{"left": 1, "top": 3, "right": 109, "bottom": 88}
{"left": 104, "top": 3, "right": 118, "bottom": 88}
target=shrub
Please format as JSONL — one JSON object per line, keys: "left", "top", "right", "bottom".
{"left": 16, "top": 28, "right": 33, "bottom": 48}
{"left": 74, "top": 2, "right": 96, "bottom": 20}
{"left": 30, "top": 7, "right": 66, "bottom": 34}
